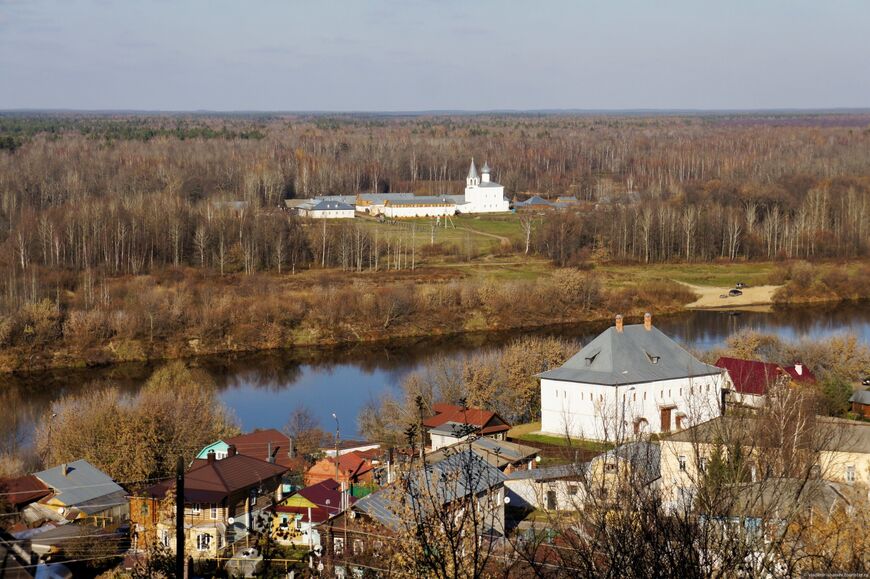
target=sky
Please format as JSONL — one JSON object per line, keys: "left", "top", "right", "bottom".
{"left": 0, "top": 0, "right": 868, "bottom": 111}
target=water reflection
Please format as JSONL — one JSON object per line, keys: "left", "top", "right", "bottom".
{"left": 1, "top": 301, "right": 868, "bottom": 442}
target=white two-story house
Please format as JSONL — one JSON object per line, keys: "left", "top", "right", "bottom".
{"left": 538, "top": 314, "right": 726, "bottom": 442}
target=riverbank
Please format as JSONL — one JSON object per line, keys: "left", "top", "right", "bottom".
{"left": 0, "top": 259, "right": 867, "bottom": 375}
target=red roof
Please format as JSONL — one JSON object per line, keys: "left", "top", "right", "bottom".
{"left": 0, "top": 475, "right": 51, "bottom": 507}
{"left": 334, "top": 451, "right": 374, "bottom": 479}
{"left": 422, "top": 404, "right": 510, "bottom": 435}
{"left": 225, "top": 429, "right": 294, "bottom": 468}
{"left": 275, "top": 478, "right": 357, "bottom": 523}
{"left": 782, "top": 363, "right": 817, "bottom": 384}
{"left": 715, "top": 357, "right": 791, "bottom": 396}
{"left": 148, "top": 453, "right": 287, "bottom": 503}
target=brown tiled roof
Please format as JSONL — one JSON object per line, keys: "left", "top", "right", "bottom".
{"left": 422, "top": 404, "right": 510, "bottom": 435}
{"left": 147, "top": 454, "right": 287, "bottom": 503}
{"left": 225, "top": 429, "right": 294, "bottom": 468}
{"left": 0, "top": 475, "right": 51, "bottom": 507}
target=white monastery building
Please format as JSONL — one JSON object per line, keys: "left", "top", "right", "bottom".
{"left": 538, "top": 314, "right": 726, "bottom": 442}
{"left": 458, "top": 159, "right": 510, "bottom": 213}
{"left": 291, "top": 159, "right": 509, "bottom": 218}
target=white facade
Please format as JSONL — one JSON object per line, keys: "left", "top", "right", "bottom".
{"left": 461, "top": 160, "right": 510, "bottom": 213}
{"left": 383, "top": 202, "right": 457, "bottom": 219}
{"left": 540, "top": 374, "right": 725, "bottom": 442}
{"left": 298, "top": 207, "right": 355, "bottom": 219}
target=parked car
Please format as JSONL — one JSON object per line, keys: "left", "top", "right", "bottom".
{"left": 728, "top": 289, "right": 743, "bottom": 297}
{"left": 862, "top": 376, "right": 870, "bottom": 387}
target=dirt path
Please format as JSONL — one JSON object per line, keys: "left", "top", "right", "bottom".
{"left": 680, "top": 282, "right": 782, "bottom": 309}
{"left": 454, "top": 225, "right": 511, "bottom": 245}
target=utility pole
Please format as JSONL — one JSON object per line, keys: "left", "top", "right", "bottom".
{"left": 332, "top": 413, "right": 341, "bottom": 508}
{"left": 175, "top": 455, "right": 185, "bottom": 579}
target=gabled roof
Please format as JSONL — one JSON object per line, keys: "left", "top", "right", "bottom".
{"left": 33, "top": 460, "right": 124, "bottom": 508}
{"left": 224, "top": 429, "right": 294, "bottom": 468}
{"left": 303, "top": 199, "right": 355, "bottom": 212}
{"left": 850, "top": 390, "right": 870, "bottom": 405}
{"left": 332, "top": 451, "right": 374, "bottom": 479}
{"left": 515, "top": 195, "right": 554, "bottom": 207}
{"left": 427, "top": 437, "right": 539, "bottom": 468}
{"left": 276, "top": 478, "right": 354, "bottom": 523}
{"left": 422, "top": 404, "right": 511, "bottom": 435}
{"left": 715, "top": 357, "right": 788, "bottom": 395}
{"left": 354, "top": 449, "right": 506, "bottom": 530}
{"left": 0, "top": 475, "right": 50, "bottom": 507}
{"left": 147, "top": 453, "right": 287, "bottom": 503}
{"left": 539, "top": 324, "right": 721, "bottom": 386}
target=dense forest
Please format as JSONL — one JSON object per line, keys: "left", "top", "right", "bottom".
{"left": 1, "top": 112, "right": 869, "bottom": 370}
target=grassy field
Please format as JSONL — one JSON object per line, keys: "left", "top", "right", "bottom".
{"left": 597, "top": 262, "right": 778, "bottom": 287}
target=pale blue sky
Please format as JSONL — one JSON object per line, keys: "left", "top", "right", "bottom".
{"left": 0, "top": 0, "right": 867, "bottom": 111}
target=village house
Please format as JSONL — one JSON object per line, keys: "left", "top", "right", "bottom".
{"left": 304, "top": 450, "right": 376, "bottom": 490}
{"left": 539, "top": 313, "right": 726, "bottom": 442}
{"left": 322, "top": 448, "right": 507, "bottom": 576}
{"left": 849, "top": 389, "right": 870, "bottom": 418}
{"left": 715, "top": 356, "right": 817, "bottom": 407}
{"left": 27, "top": 460, "right": 128, "bottom": 526}
{"left": 423, "top": 403, "right": 511, "bottom": 450}
{"left": 0, "top": 475, "right": 50, "bottom": 528}
{"left": 506, "top": 441, "right": 660, "bottom": 511}
{"left": 196, "top": 428, "right": 296, "bottom": 468}
{"left": 513, "top": 195, "right": 557, "bottom": 211}
{"left": 273, "top": 478, "right": 353, "bottom": 549}
{"left": 659, "top": 416, "right": 870, "bottom": 510}
{"left": 426, "top": 436, "right": 539, "bottom": 473}
{"left": 133, "top": 446, "right": 287, "bottom": 558}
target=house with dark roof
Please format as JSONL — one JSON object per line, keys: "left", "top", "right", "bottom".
{"left": 134, "top": 446, "right": 287, "bottom": 559}
{"left": 296, "top": 199, "right": 355, "bottom": 219}
{"left": 539, "top": 313, "right": 726, "bottom": 441}
{"left": 0, "top": 475, "right": 50, "bottom": 525}
{"left": 513, "top": 195, "right": 557, "bottom": 211}
{"left": 195, "top": 428, "right": 296, "bottom": 468}
{"left": 715, "top": 357, "right": 817, "bottom": 407}
{"left": 423, "top": 403, "right": 511, "bottom": 450}
{"left": 322, "top": 447, "right": 507, "bottom": 575}
{"left": 850, "top": 389, "right": 870, "bottom": 418}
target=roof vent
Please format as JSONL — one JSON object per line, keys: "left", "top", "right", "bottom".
{"left": 615, "top": 315, "right": 624, "bottom": 333}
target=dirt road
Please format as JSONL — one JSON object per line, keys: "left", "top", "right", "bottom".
{"left": 681, "top": 282, "right": 781, "bottom": 309}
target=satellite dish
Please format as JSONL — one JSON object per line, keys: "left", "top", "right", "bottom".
{"left": 227, "top": 517, "right": 235, "bottom": 525}
{"left": 348, "top": 510, "right": 356, "bottom": 519}
{"left": 504, "top": 496, "right": 511, "bottom": 505}
{"left": 57, "top": 507, "right": 65, "bottom": 515}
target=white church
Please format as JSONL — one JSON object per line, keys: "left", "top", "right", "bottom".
{"left": 457, "top": 159, "right": 510, "bottom": 214}
{"left": 538, "top": 314, "right": 727, "bottom": 442}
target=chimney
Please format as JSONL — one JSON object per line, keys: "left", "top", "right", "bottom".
{"left": 794, "top": 362, "right": 803, "bottom": 376}
{"left": 615, "top": 314, "right": 624, "bottom": 333}
{"left": 267, "top": 441, "right": 275, "bottom": 464}
{"left": 61, "top": 463, "right": 69, "bottom": 477}
{"left": 644, "top": 312, "right": 652, "bottom": 331}
{"left": 227, "top": 444, "right": 237, "bottom": 458}
{"left": 287, "top": 437, "right": 295, "bottom": 459}
{"left": 207, "top": 450, "right": 216, "bottom": 464}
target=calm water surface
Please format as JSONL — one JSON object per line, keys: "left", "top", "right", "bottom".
{"left": 3, "top": 302, "right": 869, "bottom": 444}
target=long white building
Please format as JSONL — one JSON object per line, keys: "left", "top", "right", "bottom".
{"left": 538, "top": 314, "right": 726, "bottom": 442}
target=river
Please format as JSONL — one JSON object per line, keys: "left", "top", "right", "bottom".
{"left": 2, "top": 302, "right": 869, "bottom": 447}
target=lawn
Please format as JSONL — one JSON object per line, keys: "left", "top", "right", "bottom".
{"left": 508, "top": 422, "right": 613, "bottom": 451}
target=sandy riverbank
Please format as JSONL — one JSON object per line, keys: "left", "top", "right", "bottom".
{"left": 681, "top": 282, "right": 781, "bottom": 309}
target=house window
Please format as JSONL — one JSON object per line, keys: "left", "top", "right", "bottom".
{"left": 334, "top": 537, "right": 345, "bottom": 555}
{"left": 567, "top": 485, "right": 578, "bottom": 495}
{"left": 159, "top": 529, "right": 171, "bottom": 548}
{"left": 699, "top": 458, "right": 708, "bottom": 473}
{"left": 191, "top": 503, "right": 201, "bottom": 515}
{"left": 296, "top": 517, "right": 302, "bottom": 530}
{"left": 846, "top": 465, "right": 856, "bottom": 483}
{"left": 644, "top": 392, "right": 647, "bottom": 401}
{"left": 633, "top": 392, "right": 636, "bottom": 402}
{"left": 678, "top": 455, "right": 687, "bottom": 471}
{"left": 210, "top": 504, "right": 217, "bottom": 519}
{"left": 217, "top": 533, "right": 223, "bottom": 550}
{"left": 353, "top": 539, "right": 365, "bottom": 555}
{"left": 196, "top": 533, "right": 211, "bottom": 552}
